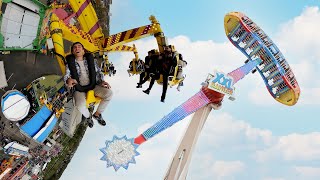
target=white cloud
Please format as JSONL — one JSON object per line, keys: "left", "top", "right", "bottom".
{"left": 290, "top": 61, "right": 318, "bottom": 87}
{"left": 211, "top": 161, "right": 245, "bottom": 179}
{"left": 189, "top": 112, "right": 320, "bottom": 179}
{"left": 262, "top": 178, "right": 286, "bottom": 180}
{"left": 255, "top": 132, "right": 320, "bottom": 162}
{"left": 247, "top": 86, "right": 278, "bottom": 106}
{"left": 201, "top": 113, "right": 275, "bottom": 149}
{"left": 188, "top": 112, "right": 274, "bottom": 179}
{"left": 298, "top": 87, "right": 320, "bottom": 105}
{"left": 276, "top": 6, "right": 320, "bottom": 64}
{"left": 294, "top": 166, "right": 320, "bottom": 180}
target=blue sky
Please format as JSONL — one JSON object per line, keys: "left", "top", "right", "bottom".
{"left": 62, "top": 1, "right": 320, "bottom": 180}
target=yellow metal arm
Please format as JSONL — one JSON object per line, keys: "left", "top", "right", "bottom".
{"left": 149, "top": 15, "right": 167, "bottom": 53}
{"left": 68, "top": 0, "right": 104, "bottom": 39}
{"left": 49, "top": 13, "right": 66, "bottom": 74}
{"left": 61, "top": 23, "right": 100, "bottom": 52}
{"left": 108, "top": 44, "right": 139, "bottom": 59}
{"left": 103, "top": 16, "right": 168, "bottom": 53}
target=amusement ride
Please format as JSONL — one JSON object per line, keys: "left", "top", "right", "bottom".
{"left": 0, "top": 0, "right": 301, "bottom": 179}
{"left": 1, "top": 0, "right": 187, "bottom": 144}
{"left": 99, "top": 12, "right": 300, "bottom": 180}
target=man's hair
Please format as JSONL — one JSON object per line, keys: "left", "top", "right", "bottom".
{"left": 150, "top": 49, "right": 156, "bottom": 54}
{"left": 71, "top": 42, "right": 84, "bottom": 52}
{"left": 164, "top": 45, "right": 174, "bottom": 52}
{"left": 179, "top": 53, "right": 183, "bottom": 60}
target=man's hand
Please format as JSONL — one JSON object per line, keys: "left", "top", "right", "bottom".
{"left": 101, "top": 81, "right": 111, "bottom": 89}
{"left": 67, "top": 78, "right": 78, "bottom": 88}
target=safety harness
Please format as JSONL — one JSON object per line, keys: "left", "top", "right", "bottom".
{"left": 66, "top": 53, "right": 96, "bottom": 92}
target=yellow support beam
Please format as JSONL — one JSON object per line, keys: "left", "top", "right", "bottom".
{"left": 69, "top": 0, "right": 104, "bottom": 39}
{"left": 61, "top": 23, "right": 99, "bottom": 52}
{"left": 108, "top": 44, "right": 139, "bottom": 59}
{"left": 103, "top": 15, "right": 168, "bottom": 53}
{"left": 103, "top": 24, "right": 153, "bottom": 50}
{"left": 149, "top": 15, "right": 167, "bottom": 53}
{"left": 50, "top": 14, "right": 66, "bottom": 74}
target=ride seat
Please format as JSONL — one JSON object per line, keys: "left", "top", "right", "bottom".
{"left": 86, "top": 90, "right": 101, "bottom": 108}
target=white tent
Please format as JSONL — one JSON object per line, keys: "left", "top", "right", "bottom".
{"left": 0, "top": 0, "right": 40, "bottom": 48}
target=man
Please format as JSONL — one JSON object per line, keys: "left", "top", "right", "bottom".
{"left": 136, "top": 49, "right": 157, "bottom": 88}
{"left": 64, "top": 42, "right": 113, "bottom": 128}
{"left": 176, "top": 53, "right": 187, "bottom": 91}
{"left": 143, "top": 45, "right": 177, "bottom": 102}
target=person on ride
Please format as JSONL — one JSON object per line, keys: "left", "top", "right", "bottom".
{"left": 64, "top": 42, "right": 113, "bottom": 128}
{"left": 176, "top": 53, "right": 187, "bottom": 91}
{"left": 137, "top": 50, "right": 156, "bottom": 88}
{"left": 143, "top": 45, "right": 177, "bottom": 102}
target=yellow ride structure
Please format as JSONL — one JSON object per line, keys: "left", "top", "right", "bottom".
{"left": 48, "top": 0, "right": 183, "bottom": 87}
{"left": 107, "top": 44, "right": 144, "bottom": 76}
{"left": 100, "top": 44, "right": 140, "bottom": 77}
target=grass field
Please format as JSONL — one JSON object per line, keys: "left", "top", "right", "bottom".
{"left": 43, "top": 123, "right": 87, "bottom": 180}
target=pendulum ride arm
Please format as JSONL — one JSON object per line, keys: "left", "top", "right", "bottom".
{"left": 162, "top": 59, "right": 262, "bottom": 180}
{"left": 103, "top": 15, "right": 168, "bottom": 53}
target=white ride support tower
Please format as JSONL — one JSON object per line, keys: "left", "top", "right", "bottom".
{"left": 164, "top": 103, "right": 222, "bottom": 180}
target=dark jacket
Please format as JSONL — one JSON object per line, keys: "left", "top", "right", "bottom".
{"left": 145, "top": 55, "right": 158, "bottom": 73}
{"left": 160, "top": 52, "right": 178, "bottom": 75}
{"left": 65, "top": 53, "right": 98, "bottom": 92}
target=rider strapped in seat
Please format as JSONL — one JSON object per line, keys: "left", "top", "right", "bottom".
{"left": 64, "top": 42, "right": 113, "bottom": 128}
{"left": 136, "top": 49, "right": 158, "bottom": 88}
{"left": 142, "top": 45, "right": 178, "bottom": 102}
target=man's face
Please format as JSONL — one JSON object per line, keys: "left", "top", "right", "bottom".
{"left": 72, "top": 43, "right": 85, "bottom": 57}
{"left": 164, "top": 46, "right": 171, "bottom": 52}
